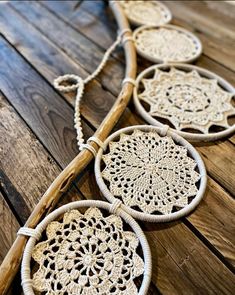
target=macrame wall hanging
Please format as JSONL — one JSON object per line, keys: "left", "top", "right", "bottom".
{"left": 1, "top": 1, "right": 234, "bottom": 295}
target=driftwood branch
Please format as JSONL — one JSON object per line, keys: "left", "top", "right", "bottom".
{"left": 0, "top": 1, "right": 136, "bottom": 294}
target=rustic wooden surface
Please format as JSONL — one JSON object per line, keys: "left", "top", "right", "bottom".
{"left": 0, "top": 1, "right": 234, "bottom": 294}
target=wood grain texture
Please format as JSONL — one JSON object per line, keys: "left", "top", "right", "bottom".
{"left": 0, "top": 1, "right": 234, "bottom": 294}
{"left": 0, "top": 191, "right": 19, "bottom": 264}
{"left": 10, "top": 0, "right": 124, "bottom": 97}
{"left": 2, "top": 0, "right": 234, "bottom": 267}
{"left": 0, "top": 92, "right": 84, "bottom": 219}
{"left": 0, "top": 192, "right": 21, "bottom": 295}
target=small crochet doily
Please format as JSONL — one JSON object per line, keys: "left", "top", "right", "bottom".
{"left": 95, "top": 125, "right": 207, "bottom": 222}
{"left": 21, "top": 201, "right": 152, "bottom": 295}
{"left": 133, "top": 24, "right": 202, "bottom": 63}
{"left": 133, "top": 64, "right": 235, "bottom": 141}
{"left": 119, "top": 0, "right": 172, "bottom": 26}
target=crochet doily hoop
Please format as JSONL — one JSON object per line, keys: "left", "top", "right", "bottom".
{"left": 133, "top": 64, "right": 235, "bottom": 142}
{"left": 21, "top": 200, "right": 152, "bottom": 295}
{"left": 133, "top": 24, "right": 202, "bottom": 63}
{"left": 119, "top": 0, "right": 172, "bottom": 26}
{"left": 95, "top": 125, "right": 207, "bottom": 223}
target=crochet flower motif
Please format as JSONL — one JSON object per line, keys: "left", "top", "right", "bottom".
{"left": 134, "top": 27, "right": 200, "bottom": 62}
{"left": 138, "top": 68, "right": 235, "bottom": 133}
{"left": 32, "top": 208, "right": 144, "bottom": 295}
{"left": 120, "top": 0, "right": 171, "bottom": 26}
{"left": 102, "top": 130, "right": 200, "bottom": 215}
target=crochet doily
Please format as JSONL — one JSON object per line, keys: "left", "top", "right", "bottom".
{"left": 31, "top": 207, "right": 145, "bottom": 295}
{"left": 119, "top": 0, "right": 172, "bottom": 26}
{"left": 133, "top": 25, "right": 202, "bottom": 63}
{"left": 95, "top": 126, "right": 207, "bottom": 222}
{"left": 133, "top": 64, "right": 235, "bottom": 140}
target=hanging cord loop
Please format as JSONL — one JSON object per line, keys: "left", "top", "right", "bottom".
{"left": 54, "top": 29, "right": 133, "bottom": 152}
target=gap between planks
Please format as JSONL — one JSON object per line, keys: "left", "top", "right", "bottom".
{"left": 0, "top": 1, "right": 234, "bottom": 270}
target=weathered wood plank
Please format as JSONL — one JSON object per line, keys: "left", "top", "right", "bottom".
{"left": 0, "top": 192, "right": 21, "bottom": 295}
{"left": 165, "top": 1, "right": 235, "bottom": 42}
{"left": 41, "top": 0, "right": 117, "bottom": 53}
{"left": 10, "top": 0, "right": 124, "bottom": 97}
{"left": 0, "top": 37, "right": 80, "bottom": 168}
{"left": 0, "top": 4, "right": 127, "bottom": 132}
{"left": 0, "top": 91, "right": 85, "bottom": 219}
{"left": 188, "top": 177, "right": 235, "bottom": 267}
{"left": 0, "top": 192, "right": 19, "bottom": 264}
{"left": 171, "top": 18, "right": 235, "bottom": 72}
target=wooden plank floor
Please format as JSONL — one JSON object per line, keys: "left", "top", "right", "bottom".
{"left": 0, "top": 1, "right": 234, "bottom": 294}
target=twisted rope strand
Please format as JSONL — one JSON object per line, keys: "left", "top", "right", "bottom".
{"left": 54, "top": 31, "right": 129, "bottom": 151}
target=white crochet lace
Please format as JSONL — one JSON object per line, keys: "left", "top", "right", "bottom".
{"left": 134, "top": 26, "right": 201, "bottom": 63}
{"left": 137, "top": 67, "right": 235, "bottom": 133}
{"left": 120, "top": 0, "right": 171, "bottom": 26}
{"left": 31, "top": 208, "right": 144, "bottom": 295}
{"left": 102, "top": 129, "right": 200, "bottom": 215}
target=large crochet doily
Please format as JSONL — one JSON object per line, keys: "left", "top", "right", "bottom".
{"left": 133, "top": 64, "right": 235, "bottom": 141}
{"left": 95, "top": 126, "right": 207, "bottom": 222}
{"left": 119, "top": 0, "right": 172, "bottom": 26}
{"left": 133, "top": 25, "right": 202, "bottom": 63}
{"left": 30, "top": 207, "right": 145, "bottom": 295}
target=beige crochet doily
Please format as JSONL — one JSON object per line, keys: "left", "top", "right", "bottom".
{"left": 119, "top": 0, "right": 172, "bottom": 26}
{"left": 133, "top": 24, "right": 202, "bottom": 63}
{"left": 21, "top": 201, "right": 152, "bottom": 295}
{"left": 133, "top": 64, "right": 235, "bottom": 141}
{"left": 95, "top": 125, "right": 207, "bottom": 222}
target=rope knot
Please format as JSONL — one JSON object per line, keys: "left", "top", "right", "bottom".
{"left": 110, "top": 199, "right": 122, "bottom": 214}
{"left": 160, "top": 125, "right": 170, "bottom": 137}
{"left": 17, "top": 227, "right": 41, "bottom": 241}
{"left": 54, "top": 74, "right": 84, "bottom": 93}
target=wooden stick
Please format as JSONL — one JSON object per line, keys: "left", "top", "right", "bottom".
{"left": 0, "top": 2, "right": 136, "bottom": 294}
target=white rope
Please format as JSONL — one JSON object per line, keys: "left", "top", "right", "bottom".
{"left": 54, "top": 29, "right": 133, "bottom": 153}
{"left": 122, "top": 77, "right": 136, "bottom": 87}
{"left": 17, "top": 227, "right": 41, "bottom": 240}
{"left": 80, "top": 143, "right": 97, "bottom": 157}
{"left": 87, "top": 136, "right": 105, "bottom": 150}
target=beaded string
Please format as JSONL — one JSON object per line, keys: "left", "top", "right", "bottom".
{"left": 54, "top": 29, "right": 133, "bottom": 152}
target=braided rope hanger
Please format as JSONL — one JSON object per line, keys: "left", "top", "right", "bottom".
{"left": 54, "top": 28, "right": 133, "bottom": 151}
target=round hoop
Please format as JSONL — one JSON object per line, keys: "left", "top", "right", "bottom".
{"left": 119, "top": 0, "right": 172, "bottom": 27}
{"left": 133, "top": 64, "right": 235, "bottom": 142}
{"left": 133, "top": 24, "right": 202, "bottom": 63}
{"left": 95, "top": 125, "right": 207, "bottom": 222}
{"left": 21, "top": 200, "right": 152, "bottom": 295}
